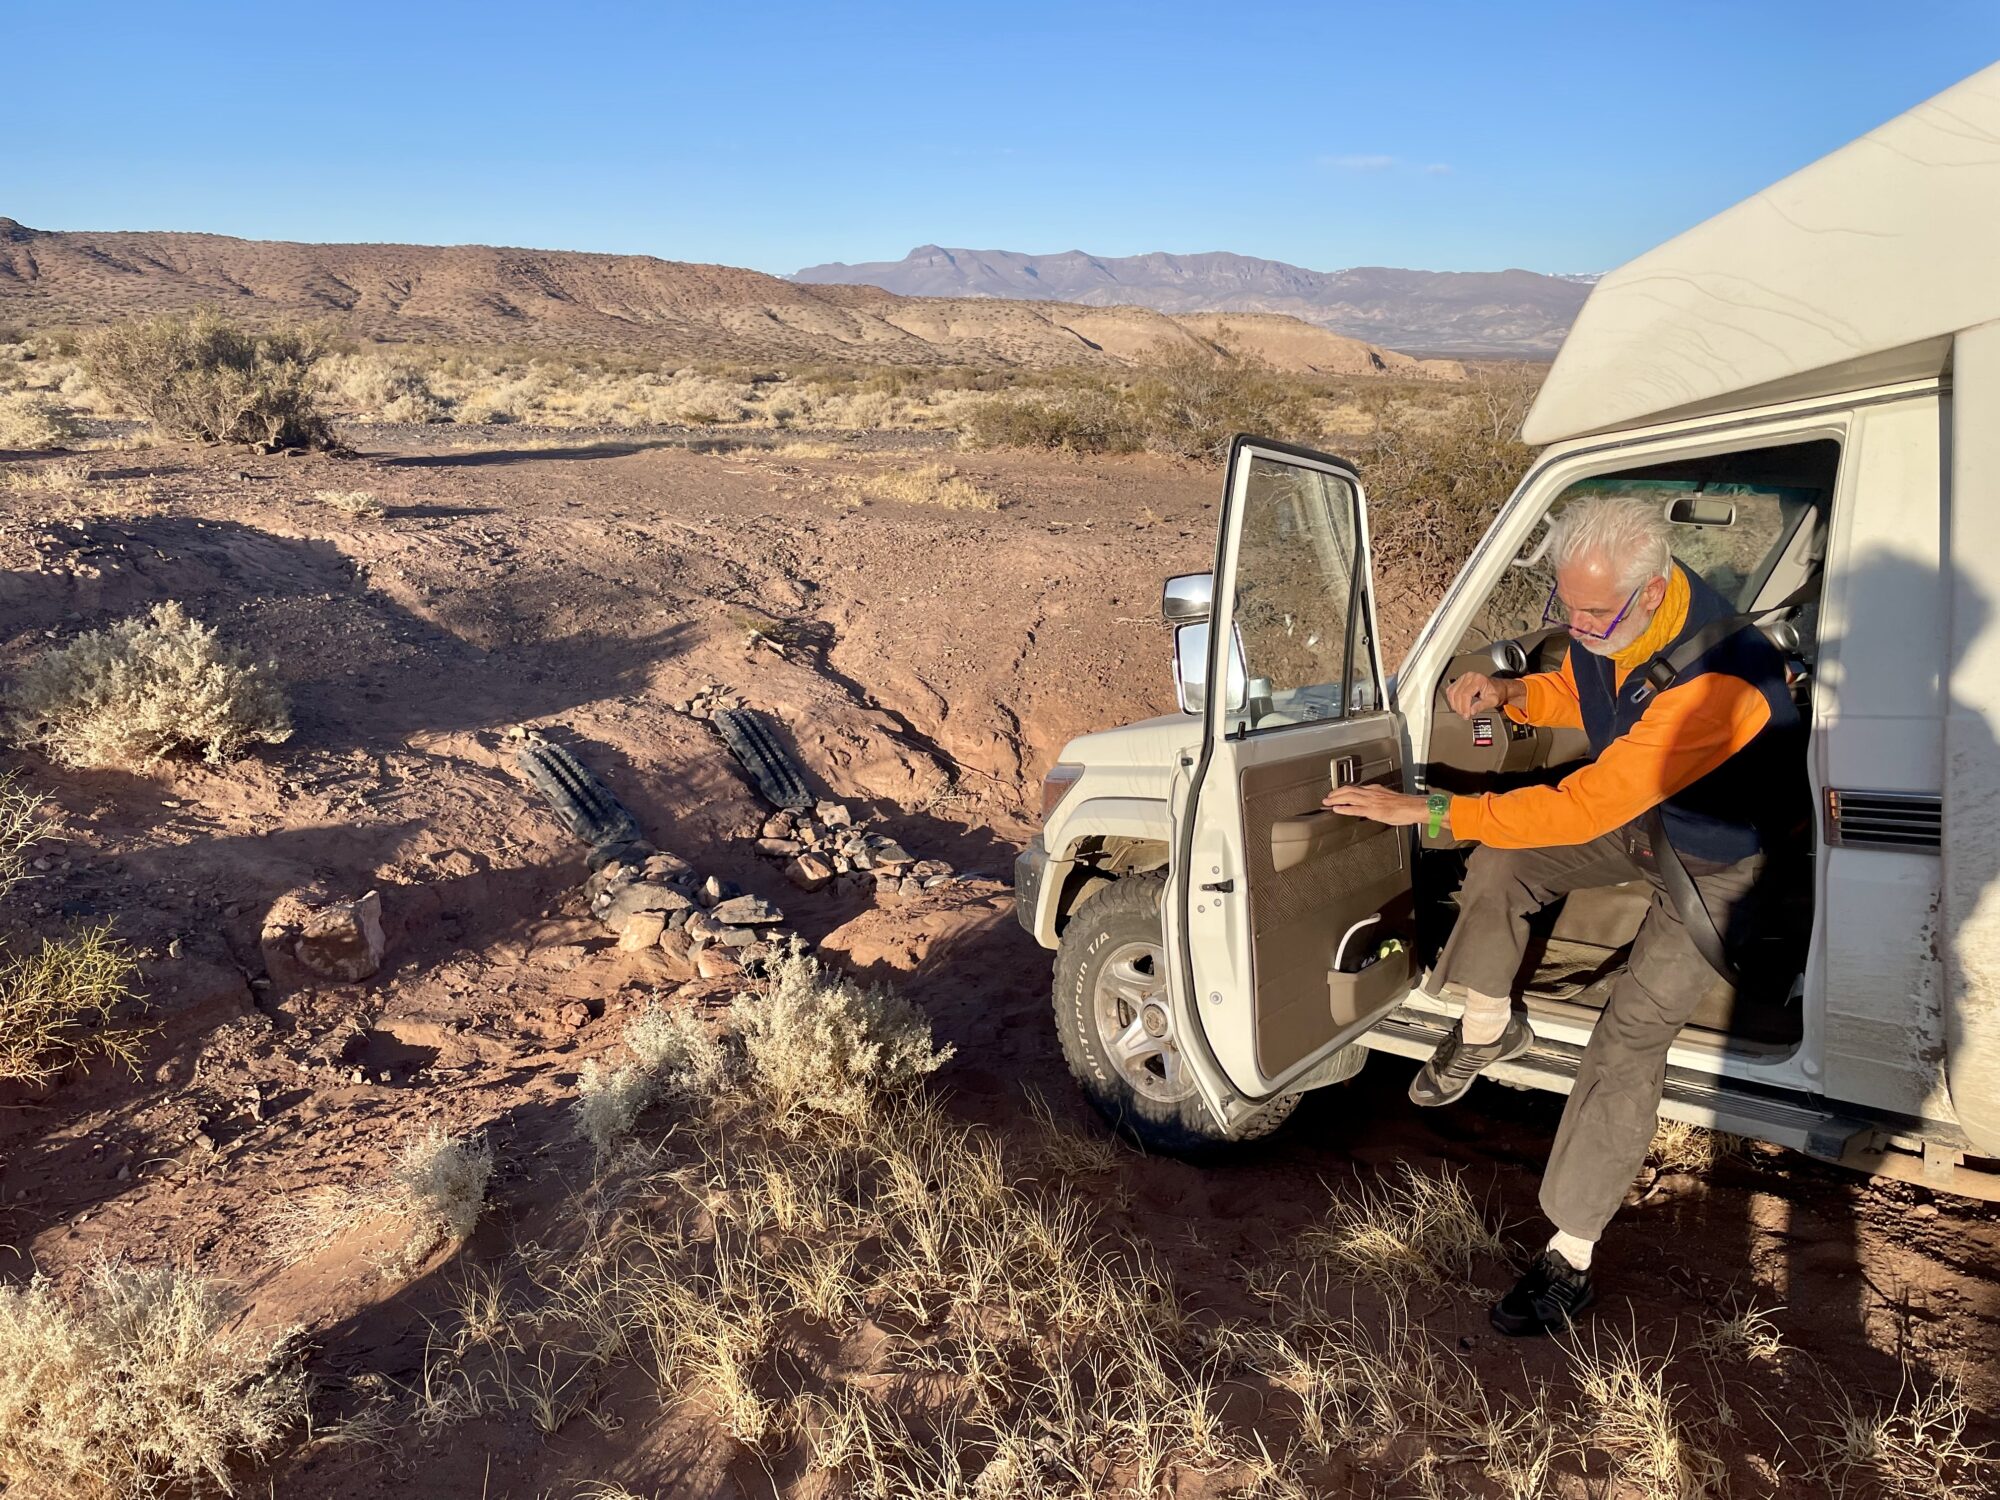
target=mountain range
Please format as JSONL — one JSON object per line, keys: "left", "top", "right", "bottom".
{"left": 793, "top": 246, "right": 1592, "bottom": 357}
{"left": 0, "top": 219, "right": 1463, "bottom": 378}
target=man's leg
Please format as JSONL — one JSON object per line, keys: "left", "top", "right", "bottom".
{"left": 1412, "top": 832, "right": 1639, "bottom": 1107}
{"left": 1491, "top": 850, "right": 1764, "bottom": 1335}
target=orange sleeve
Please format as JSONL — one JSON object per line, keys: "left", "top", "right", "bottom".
{"left": 1502, "top": 655, "right": 1583, "bottom": 730}
{"left": 1449, "top": 673, "right": 1773, "bottom": 849}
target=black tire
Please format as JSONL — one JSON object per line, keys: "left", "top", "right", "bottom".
{"left": 1052, "top": 874, "right": 1299, "bottom": 1155}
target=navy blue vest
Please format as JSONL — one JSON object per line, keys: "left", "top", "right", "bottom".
{"left": 1568, "top": 563, "right": 1801, "bottom": 865}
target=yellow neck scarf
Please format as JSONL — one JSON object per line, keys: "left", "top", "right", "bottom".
{"left": 1610, "top": 566, "right": 1690, "bottom": 687}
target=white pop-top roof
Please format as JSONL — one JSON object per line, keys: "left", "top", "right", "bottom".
{"left": 1524, "top": 63, "right": 2000, "bottom": 445}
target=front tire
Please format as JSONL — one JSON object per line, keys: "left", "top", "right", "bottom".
{"left": 1052, "top": 874, "right": 1298, "bottom": 1155}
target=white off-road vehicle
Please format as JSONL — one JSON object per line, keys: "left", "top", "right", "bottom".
{"left": 1015, "top": 64, "right": 2000, "bottom": 1197}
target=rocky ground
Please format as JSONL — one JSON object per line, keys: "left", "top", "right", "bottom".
{"left": 1, "top": 429, "right": 1996, "bottom": 1497}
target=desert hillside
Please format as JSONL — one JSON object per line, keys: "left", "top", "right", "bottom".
{"left": 0, "top": 219, "right": 1461, "bottom": 378}
{"left": 793, "top": 245, "right": 1593, "bottom": 356}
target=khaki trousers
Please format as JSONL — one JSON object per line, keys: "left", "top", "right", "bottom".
{"left": 1435, "top": 828, "right": 1764, "bottom": 1240}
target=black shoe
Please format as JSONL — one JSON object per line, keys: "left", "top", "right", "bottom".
{"left": 1490, "top": 1249, "right": 1596, "bottom": 1337}
{"left": 1408, "top": 1013, "right": 1534, "bottom": 1107}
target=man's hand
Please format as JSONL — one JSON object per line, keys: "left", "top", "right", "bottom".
{"left": 1321, "top": 784, "right": 1428, "bottom": 826}
{"left": 1446, "top": 671, "right": 1525, "bottom": 719}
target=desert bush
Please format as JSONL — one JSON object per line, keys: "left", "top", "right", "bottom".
{"left": 318, "top": 352, "right": 451, "bottom": 423}
{"left": 390, "top": 1125, "right": 494, "bottom": 1249}
{"left": 834, "top": 461, "right": 999, "bottom": 511}
{"left": 575, "top": 1059, "right": 653, "bottom": 1157}
{"left": 732, "top": 942, "right": 954, "bottom": 1126}
{"left": 624, "top": 998, "right": 734, "bottom": 1102}
{"left": 1129, "top": 341, "right": 1324, "bottom": 461}
{"left": 962, "top": 387, "right": 1143, "bottom": 455}
{"left": 312, "top": 488, "right": 387, "bottom": 519}
{"left": 82, "top": 310, "right": 337, "bottom": 451}
{"left": 1353, "top": 364, "right": 1540, "bottom": 613}
{"left": 0, "top": 925, "right": 141, "bottom": 1084}
{"left": 0, "top": 771, "right": 47, "bottom": 903}
{"left": 8, "top": 602, "right": 292, "bottom": 769}
{"left": 0, "top": 390, "right": 85, "bottom": 450}
{"left": 0, "top": 1261, "right": 306, "bottom": 1499}
{"left": 1, "top": 454, "right": 93, "bottom": 497}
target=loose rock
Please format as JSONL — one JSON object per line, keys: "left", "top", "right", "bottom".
{"left": 618, "top": 912, "right": 667, "bottom": 950}
{"left": 711, "top": 895, "right": 784, "bottom": 926}
{"left": 697, "top": 948, "right": 741, "bottom": 980}
{"left": 294, "top": 891, "right": 386, "bottom": 982}
{"left": 788, "top": 853, "right": 834, "bottom": 892}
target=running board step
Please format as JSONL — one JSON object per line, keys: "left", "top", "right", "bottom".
{"left": 1368, "top": 1009, "right": 1868, "bottom": 1160}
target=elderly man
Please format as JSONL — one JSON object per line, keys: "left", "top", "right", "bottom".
{"left": 1322, "top": 493, "right": 1799, "bottom": 1337}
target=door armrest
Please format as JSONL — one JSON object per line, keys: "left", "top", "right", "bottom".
{"left": 1271, "top": 809, "right": 1378, "bottom": 873}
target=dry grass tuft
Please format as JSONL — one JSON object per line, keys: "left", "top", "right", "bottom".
{"left": 7, "top": 601, "right": 292, "bottom": 769}
{"left": 1, "top": 454, "right": 93, "bottom": 496}
{"left": 835, "top": 461, "right": 1000, "bottom": 511}
{"left": 1566, "top": 1327, "right": 1724, "bottom": 1497}
{"left": 390, "top": 1125, "right": 494, "bottom": 1253}
{"left": 0, "top": 1261, "right": 307, "bottom": 1499}
{"left": 1812, "top": 1376, "right": 1996, "bottom": 1499}
{"left": 765, "top": 439, "right": 847, "bottom": 460}
{"left": 0, "top": 390, "right": 86, "bottom": 451}
{"left": 574, "top": 1059, "right": 656, "bottom": 1159}
{"left": 624, "top": 997, "right": 734, "bottom": 1102}
{"left": 731, "top": 941, "right": 955, "bottom": 1126}
{"left": 83, "top": 310, "right": 337, "bottom": 451}
{"left": 1297, "top": 1162, "right": 1506, "bottom": 1289}
{"left": 0, "top": 925, "right": 142, "bottom": 1085}
{"left": 312, "top": 488, "right": 387, "bottom": 519}
{"left": 1649, "top": 1118, "right": 1746, "bottom": 1176}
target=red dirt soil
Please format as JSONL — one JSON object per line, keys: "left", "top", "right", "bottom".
{"left": 1, "top": 432, "right": 1994, "bottom": 1497}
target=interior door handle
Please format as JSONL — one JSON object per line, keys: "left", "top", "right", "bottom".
{"left": 1331, "top": 755, "right": 1359, "bottom": 786}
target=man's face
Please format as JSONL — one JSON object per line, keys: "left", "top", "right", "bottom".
{"left": 1554, "top": 552, "right": 1669, "bottom": 657}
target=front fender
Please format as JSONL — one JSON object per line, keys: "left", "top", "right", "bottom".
{"left": 1017, "top": 797, "right": 1173, "bottom": 949}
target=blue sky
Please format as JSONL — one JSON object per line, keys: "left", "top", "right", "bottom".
{"left": 5, "top": 2, "right": 1994, "bottom": 276}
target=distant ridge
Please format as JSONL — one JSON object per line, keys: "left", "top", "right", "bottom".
{"left": 0, "top": 219, "right": 1463, "bottom": 378}
{"left": 793, "top": 246, "right": 1590, "bottom": 357}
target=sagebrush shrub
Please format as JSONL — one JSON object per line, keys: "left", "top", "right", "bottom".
{"left": 0, "top": 1262, "right": 306, "bottom": 1498}
{"left": 574, "top": 1059, "right": 655, "bottom": 1157}
{"left": 0, "top": 924, "right": 140, "bottom": 1085}
{"left": 83, "top": 310, "right": 337, "bottom": 451}
{"left": 625, "top": 999, "right": 734, "bottom": 1102}
{"left": 8, "top": 602, "right": 292, "bottom": 769}
{"left": 0, "top": 390, "right": 85, "bottom": 451}
{"left": 732, "top": 942, "right": 954, "bottom": 1125}
{"left": 390, "top": 1125, "right": 494, "bottom": 1246}
{"left": 1129, "top": 341, "right": 1324, "bottom": 461}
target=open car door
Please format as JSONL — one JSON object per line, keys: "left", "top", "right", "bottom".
{"left": 1167, "top": 436, "right": 1416, "bottom": 1115}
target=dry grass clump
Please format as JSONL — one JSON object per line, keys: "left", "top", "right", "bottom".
{"left": 732, "top": 941, "right": 955, "bottom": 1125}
{"left": 317, "top": 352, "right": 451, "bottom": 423}
{"left": 765, "top": 439, "right": 847, "bottom": 460}
{"left": 312, "top": 488, "right": 387, "bottom": 518}
{"left": 1649, "top": 1118, "right": 1746, "bottom": 1176}
{"left": 963, "top": 386, "right": 1144, "bottom": 455}
{"left": 7, "top": 602, "right": 292, "bottom": 769}
{"left": 623, "top": 997, "right": 732, "bottom": 1101}
{"left": 1566, "top": 1327, "right": 1723, "bottom": 1498}
{"left": 0, "top": 1261, "right": 306, "bottom": 1499}
{"left": 0, "top": 389, "right": 86, "bottom": 450}
{"left": 1812, "top": 1376, "right": 1995, "bottom": 1499}
{"left": 1, "top": 453, "right": 93, "bottom": 496}
{"left": 1295, "top": 1161, "right": 1506, "bottom": 1289}
{"left": 0, "top": 924, "right": 141, "bottom": 1085}
{"left": 389, "top": 1125, "right": 494, "bottom": 1253}
{"left": 83, "top": 310, "right": 338, "bottom": 451}
{"left": 835, "top": 461, "right": 1000, "bottom": 511}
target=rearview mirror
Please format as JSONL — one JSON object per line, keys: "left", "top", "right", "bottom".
{"left": 1174, "top": 620, "right": 1248, "bottom": 715}
{"left": 1162, "top": 572, "right": 1214, "bottom": 622}
{"left": 1666, "top": 495, "right": 1738, "bottom": 528}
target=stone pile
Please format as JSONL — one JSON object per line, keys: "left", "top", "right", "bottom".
{"left": 583, "top": 842, "right": 792, "bottom": 981}
{"left": 755, "top": 798, "right": 956, "bottom": 899}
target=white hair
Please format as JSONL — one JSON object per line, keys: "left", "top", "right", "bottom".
{"left": 1544, "top": 494, "right": 1673, "bottom": 592}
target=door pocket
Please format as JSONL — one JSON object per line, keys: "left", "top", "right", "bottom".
{"left": 1327, "top": 944, "right": 1412, "bottom": 1025}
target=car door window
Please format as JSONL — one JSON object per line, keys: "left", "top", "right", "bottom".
{"left": 1227, "top": 456, "right": 1378, "bottom": 733}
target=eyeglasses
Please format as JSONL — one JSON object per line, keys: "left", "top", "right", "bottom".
{"left": 1542, "top": 583, "right": 1643, "bottom": 641}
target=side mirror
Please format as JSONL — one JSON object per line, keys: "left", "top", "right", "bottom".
{"left": 1163, "top": 572, "right": 1214, "bottom": 622}
{"left": 1174, "top": 620, "right": 1248, "bottom": 715}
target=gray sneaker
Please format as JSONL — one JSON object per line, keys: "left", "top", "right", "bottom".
{"left": 1409, "top": 1013, "right": 1534, "bottom": 1107}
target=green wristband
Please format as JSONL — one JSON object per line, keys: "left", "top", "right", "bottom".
{"left": 1426, "top": 793, "right": 1449, "bottom": 839}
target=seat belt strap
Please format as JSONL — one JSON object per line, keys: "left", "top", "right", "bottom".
{"left": 1643, "top": 808, "right": 1740, "bottom": 987}
{"left": 1632, "top": 575, "right": 1820, "bottom": 703}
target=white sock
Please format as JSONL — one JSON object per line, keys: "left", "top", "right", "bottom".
{"left": 1548, "top": 1229, "right": 1595, "bottom": 1271}
{"left": 1461, "top": 989, "right": 1512, "bottom": 1046}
